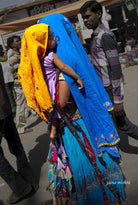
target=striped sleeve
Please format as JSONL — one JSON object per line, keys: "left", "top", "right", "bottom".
{"left": 101, "top": 34, "right": 124, "bottom": 104}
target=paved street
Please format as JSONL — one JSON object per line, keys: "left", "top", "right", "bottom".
{"left": 0, "top": 65, "right": 138, "bottom": 205}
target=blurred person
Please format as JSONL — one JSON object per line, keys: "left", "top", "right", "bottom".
{"left": 7, "top": 36, "right": 32, "bottom": 134}
{"left": 80, "top": 0, "right": 138, "bottom": 140}
{"left": 0, "top": 64, "right": 38, "bottom": 204}
{"left": 0, "top": 45, "right": 16, "bottom": 116}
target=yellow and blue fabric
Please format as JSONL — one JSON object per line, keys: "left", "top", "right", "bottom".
{"left": 36, "top": 15, "right": 127, "bottom": 205}
{"left": 38, "top": 14, "right": 119, "bottom": 158}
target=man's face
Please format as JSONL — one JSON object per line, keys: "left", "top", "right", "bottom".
{"left": 81, "top": 9, "right": 102, "bottom": 30}
{"left": 11, "top": 37, "right": 21, "bottom": 50}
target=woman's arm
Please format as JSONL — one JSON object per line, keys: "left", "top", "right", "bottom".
{"left": 53, "top": 53, "right": 83, "bottom": 89}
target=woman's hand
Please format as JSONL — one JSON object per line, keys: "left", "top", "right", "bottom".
{"left": 77, "top": 78, "right": 84, "bottom": 89}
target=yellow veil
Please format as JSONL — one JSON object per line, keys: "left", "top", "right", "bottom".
{"left": 18, "top": 23, "right": 53, "bottom": 122}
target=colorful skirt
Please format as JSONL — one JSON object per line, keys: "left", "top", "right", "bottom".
{"left": 47, "top": 118, "right": 127, "bottom": 205}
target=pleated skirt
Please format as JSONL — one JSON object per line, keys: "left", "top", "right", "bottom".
{"left": 47, "top": 118, "right": 127, "bottom": 205}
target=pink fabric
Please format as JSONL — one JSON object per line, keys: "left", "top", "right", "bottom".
{"left": 40, "top": 51, "right": 61, "bottom": 119}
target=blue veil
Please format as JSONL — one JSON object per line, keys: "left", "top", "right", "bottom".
{"left": 37, "top": 14, "right": 120, "bottom": 158}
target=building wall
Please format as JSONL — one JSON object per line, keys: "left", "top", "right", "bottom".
{"left": 0, "top": 0, "right": 79, "bottom": 48}
{"left": 2, "top": 0, "right": 79, "bottom": 23}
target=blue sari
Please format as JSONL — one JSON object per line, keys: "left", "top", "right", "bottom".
{"left": 38, "top": 14, "right": 127, "bottom": 204}
{"left": 38, "top": 14, "right": 119, "bottom": 157}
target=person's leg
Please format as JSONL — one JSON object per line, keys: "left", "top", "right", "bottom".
{"left": 105, "top": 86, "right": 138, "bottom": 139}
{"left": 58, "top": 80, "right": 70, "bottom": 108}
{"left": 15, "top": 88, "right": 26, "bottom": 134}
{"left": 50, "top": 118, "right": 59, "bottom": 139}
{"left": 117, "top": 115, "right": 138, "bottom": 139}
{"left": 105, "top": 85, "right": 114, "bottom": 105}
{"left": 0, "top": 119, "right": 32, "bottom": 203}
{"left": 5, "top": 82, "right": 16, "bottom": 116}
{"left": 50, "top": 80, "right": 70, "bottom": 139}
{"left": 3, "top": 115, "right": 38, "bottom": 190}
{"left": 0, "top": 145, "right": 31, "bottom": 195}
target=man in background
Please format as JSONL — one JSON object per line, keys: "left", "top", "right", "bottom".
{"left": 0, "top": 45, "right": 16, "bottom": 116}
{"left": 80, "top": 1, "right": 138, "bottom": 140}
{"left": 7, "top": 35, "right": 32, "bottom": 134}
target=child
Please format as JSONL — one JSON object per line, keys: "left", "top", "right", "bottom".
{"left": 40, "top": 27, "right": 83, "bottom": 139}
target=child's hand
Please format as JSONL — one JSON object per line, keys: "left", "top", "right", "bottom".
{"left": 77, "top": 78, "right": 84, "bottom": 89}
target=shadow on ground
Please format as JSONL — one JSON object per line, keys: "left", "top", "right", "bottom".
{"left": 27, "top": 117, "right": 43, "bottom": 129}
{"left": 41, "top": 199, "right": 53, "bottom": 205}
{"left": 28, "top": 133, "right": 51, "bottom": 183}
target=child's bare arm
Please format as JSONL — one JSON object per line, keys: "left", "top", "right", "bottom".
{"left": 53, "top": 53, "right": 83, "bottom": 89}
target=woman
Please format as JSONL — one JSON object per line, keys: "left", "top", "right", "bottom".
{"left": 19, "top": 15, "right": 127, "bottom": 205}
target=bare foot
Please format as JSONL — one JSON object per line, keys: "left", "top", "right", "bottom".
{"left": 50, "top": 126, "right": 57, "bottom": 138}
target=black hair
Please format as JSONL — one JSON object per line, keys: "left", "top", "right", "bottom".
{"left": 7, "top": 35, "right": 20, "bottom": 49}
{"left": 80, "top": 1, "right": 103, "bottom": 14}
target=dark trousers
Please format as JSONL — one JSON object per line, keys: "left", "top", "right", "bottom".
{"left": 5, "top": 82, "right": 16, "bottom": 115}
{"left": 105, "top": 85, "right": 138, "bottom": 139}
{"left": 0, "top": 115, "right": 35, "bottom": 195}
